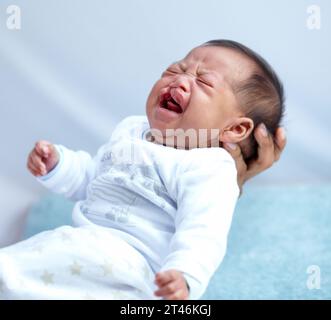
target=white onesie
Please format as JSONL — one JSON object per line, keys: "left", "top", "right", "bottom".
{"left": 37, "top": 116, "right": 239, "bottom": 299}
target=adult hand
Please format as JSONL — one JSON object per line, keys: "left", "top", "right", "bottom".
{"left": 224, "top": 124, "right": 286, "bottom": 192}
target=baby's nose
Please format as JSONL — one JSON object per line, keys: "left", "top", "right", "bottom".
{"left": 171, "top": 75, "right": 191, "bottom": 93}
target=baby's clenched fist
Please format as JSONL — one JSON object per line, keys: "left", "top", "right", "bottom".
{"left": 154, "top": 269, "right": 189, "bottom": 300}
{"left": 27, "top": 140, "right": 59, "bottom": 177}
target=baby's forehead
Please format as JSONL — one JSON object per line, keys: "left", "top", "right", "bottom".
{"left": 181, "top": 45, "right": 255, "bottom": 81}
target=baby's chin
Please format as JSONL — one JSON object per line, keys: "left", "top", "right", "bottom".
{"left": 146, "top": 96, "right": 187, "bottom": 128}
{"left": 146, "top": 106, "right": 181, "bottom": 132}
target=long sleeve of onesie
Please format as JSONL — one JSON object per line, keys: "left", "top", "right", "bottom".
{"left": 159, "top": 148, "right": 239, "bottom": 300}
{"left": 37, "top": 143, "right": 107, "bottom": 201}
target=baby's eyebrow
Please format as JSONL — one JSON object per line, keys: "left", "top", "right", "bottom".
{"left": 197, "top": 67, "right": 214, "bottom": 75}
{"left": 169, "top": 62, "right": 218, "bottom": 81}
{"left": 169, "top": 61, "right": 187, "bottom": 71}
{"left": 178, "top": 62, "right": 187, "bottom": 71}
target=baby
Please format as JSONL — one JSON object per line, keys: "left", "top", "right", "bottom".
{"left": 27, "top": 39, "right": 284, "bottom": 300}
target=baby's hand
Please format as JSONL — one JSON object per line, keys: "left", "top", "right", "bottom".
{"left": 154, "top": 269, "right": 189, "bottom": 300}
{"left": 27, "top": 140, "right": 59, "bottom": 177}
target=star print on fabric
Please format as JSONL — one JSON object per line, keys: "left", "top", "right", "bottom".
{"left": 100, "top": 260, "right": 114, "bottom": 277}
{"left": 60, "top": 231, "right": 72, "bottom": 242}
{"left": 88, "top": 229, "right": 99, "bottom": 238}
{"left": 69, "top": 261, "right": 82, "bottom": 276}
{"left": 41, "top": 270, "right": 54, "bottom": 285}
{"left": 31, "top": 245, "right": 44, "bottom": 254}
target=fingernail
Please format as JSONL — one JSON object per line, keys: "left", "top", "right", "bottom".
{"left": 225, "top": 143, "right": 237, "bottom": 150}
{"left": 259, "top": 123, "right": 268, "bottom": 137}
{"left": 279, "top": 128, "right": 286, "bottom": 140}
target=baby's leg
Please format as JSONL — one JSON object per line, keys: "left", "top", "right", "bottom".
{"left": 0, "top": 225, "right": 157, "bottom": 300}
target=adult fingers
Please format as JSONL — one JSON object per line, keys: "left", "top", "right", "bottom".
{"left": 274, "top": 127, "right": 287, "bottom": 161}
{"left": 246, "top": 124, "right": 275, "bottom": 180}
{"left": 223, "top": 142, "right": 247, "bottom": 186}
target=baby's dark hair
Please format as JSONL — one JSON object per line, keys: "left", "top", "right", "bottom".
{"left": 203, "top": 39, "right": 285, "bottom": 162}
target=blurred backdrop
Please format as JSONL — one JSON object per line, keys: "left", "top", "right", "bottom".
{"left": 0, "top": 0, "right": 330, "bottom": 246}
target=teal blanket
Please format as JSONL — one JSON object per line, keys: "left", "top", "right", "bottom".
{"left": 24, "top": 185, "right": 331, "bottom": 299}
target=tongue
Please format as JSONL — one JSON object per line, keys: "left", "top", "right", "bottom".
{"left": 167, "top": 100, "right": 182, "bottom": 113}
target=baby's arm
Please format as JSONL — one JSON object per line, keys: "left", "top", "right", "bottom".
{"left": 27, "top": 140, "right": 106, "bottom": 201}
{"left": 155, "top": 149, "right": 239, "bottom": 300}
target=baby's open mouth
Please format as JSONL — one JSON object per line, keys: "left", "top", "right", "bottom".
{"left": 159, "top": 93, "right": 183, "bottom": 114}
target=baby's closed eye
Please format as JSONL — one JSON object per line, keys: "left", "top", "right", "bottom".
{"left": 197, "top": 77, "right": 213, "bottom": 87}
{"left": 162, "top": 69, "right": 179, "bottom": 77}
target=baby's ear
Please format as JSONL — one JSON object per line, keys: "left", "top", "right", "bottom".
{"left": 220, "top": 117, "right": 254, "bottom": 143}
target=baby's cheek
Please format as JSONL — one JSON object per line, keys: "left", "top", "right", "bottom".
{"left": 147, "top": 80, "right": 162, "bottom": 103}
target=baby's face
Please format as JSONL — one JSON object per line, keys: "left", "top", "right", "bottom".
{"left": 146, "top": 45, "right": 253, "bottom": 148}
